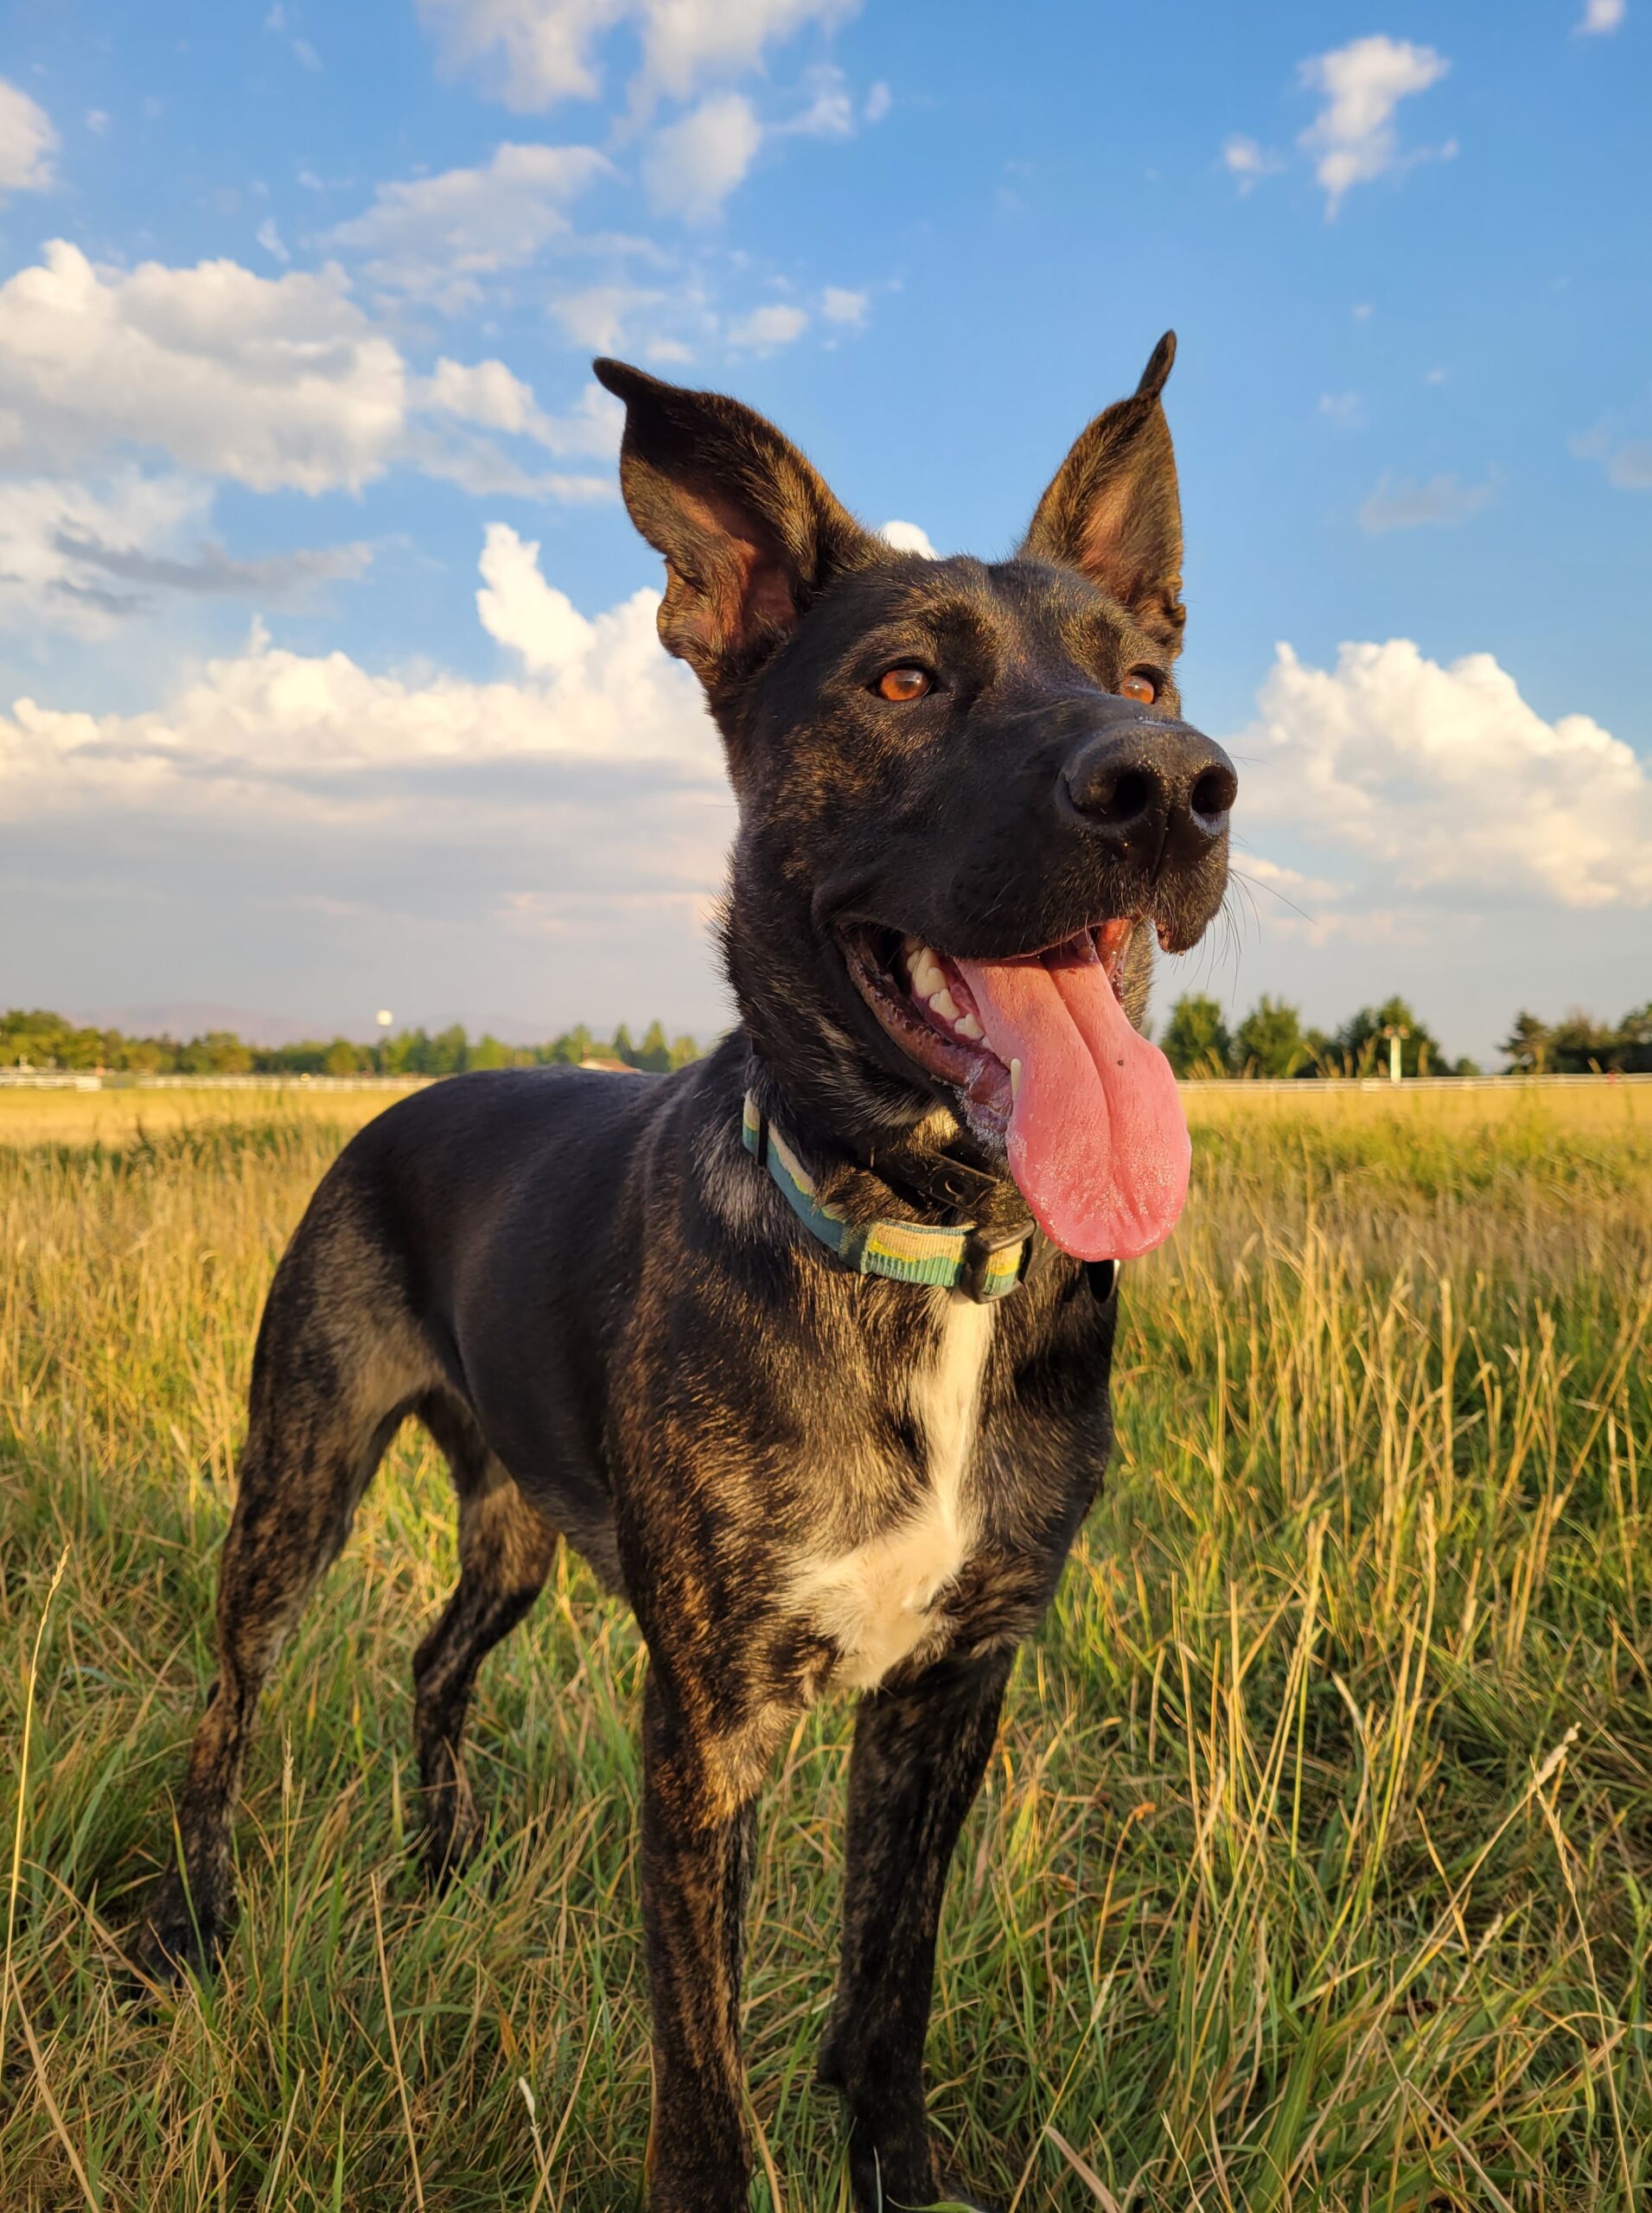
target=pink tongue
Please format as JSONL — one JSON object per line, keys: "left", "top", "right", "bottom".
{"left": 953, "top": 951, "right": 1190, "bottom": 1261}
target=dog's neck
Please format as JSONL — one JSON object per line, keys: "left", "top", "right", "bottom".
{"left": 742, "top": 1048, "right": 1030, "bottom": 1237}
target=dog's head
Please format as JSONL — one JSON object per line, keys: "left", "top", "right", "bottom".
{"left": 595, "top": 339, "right": 1234, "bottom": 1261}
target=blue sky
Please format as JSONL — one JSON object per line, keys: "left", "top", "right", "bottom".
{"left": 1, "top": 0, "right": 1648, "bottom": 1061}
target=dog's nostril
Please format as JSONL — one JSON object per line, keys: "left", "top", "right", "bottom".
{"left": 1190, "top": 765, "right": 1237, "bottom": 822}
{"left": 1109, "top": 768, "right": 1158, "bottom": 824}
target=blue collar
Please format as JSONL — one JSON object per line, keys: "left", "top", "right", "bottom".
{"left": 741, "top": 1092, "right": 1037, "bottom": 1302}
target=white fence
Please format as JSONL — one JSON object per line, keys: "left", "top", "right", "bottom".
{"left": 2, "top": 1068, "right": 1648, "bottom": 1095}
{"left": 0, "top": 1070, "right": 429, "bottom": 1093}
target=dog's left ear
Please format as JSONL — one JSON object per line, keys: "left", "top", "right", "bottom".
{"left": 1020, "top": 331, "right": 1186, "bottom": 654}
{"left": 593, "top": 357, "right": 875, "bottom": 697}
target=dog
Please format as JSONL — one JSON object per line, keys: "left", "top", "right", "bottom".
{"left": 139, "top": 334, "right": 1234, "bottom": 2212}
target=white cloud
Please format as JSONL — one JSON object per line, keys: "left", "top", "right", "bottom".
{"left": 0, "top": 78, "right": 57, "bottom": 196}
{"left": 1576, "top": 0, "right": 1626, "bottom": 34}
{"left": 879, "top": 520, "right": 936, "bottom": 558}
{"left": 416, "top": 0, "right": 859, "bottom": 113}
{"left": 1357, "top": 471, "right": 1493, "bottom": 532}
{"left": 1570, "top": 421, "right": 1652, "bottom": 489}
{"left": 0, "top": 238, "right": 619, "bottom": 501}
{"left": 1221, "top": 134, "right": 1283, "bottom": 193}
{"left": 256, "top": 217, "right": 290, "bottom": 264}
{"left": 642, "top": 91, "right": 762, "bottom": 220}
{"left": 1297, "top": 35, "right": 1450, "bottom": 216}
{"left": 327, "top": 141, "right": 610, "bottom": 306}
{"left": 0, "top": 472, "right": 373, "bottom": 640}
{"left": 1241, "top": 638, "right": 1652, "bottom": 909}
{"left": 0, "top": 241, "right": 406, "bottom": 494}
{"left": 724, "top": 300, "right": 807, "bottom": 348}
{"left": 863, "top": 80, "right": 891, "bottom": 124}
{"left": 549, "top": 282, "right": 666, "bottom": 351}
{"left": 1318, "top": 391, "right": 1363, "bottom": 428}
{"left": 420, "top": 361, "right": 622, "bottom": 456}
{"left": 0, "top": 525, "right": 716, "bottom": 825}
{"left": 821, "top": 284, "right": 868, "bottom": 327}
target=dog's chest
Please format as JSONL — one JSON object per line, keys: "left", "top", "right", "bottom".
{"left": 788, "top": 1295, "right": 994, "bottom": 1692}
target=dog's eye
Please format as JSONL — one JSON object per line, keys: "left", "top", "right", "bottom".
{"left": 1119, "top": 670, "right": 1159, "bottom": 705}
{"left": 876, "top": 666, "right": 933, "bottom": 703}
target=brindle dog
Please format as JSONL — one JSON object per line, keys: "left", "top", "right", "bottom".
{"left": 139, "top": 335, "right": 1235, "bottom": 2212}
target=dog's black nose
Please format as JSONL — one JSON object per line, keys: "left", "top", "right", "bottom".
{"left": 1062, "top": 721, "right": 1237, "bottom": 870}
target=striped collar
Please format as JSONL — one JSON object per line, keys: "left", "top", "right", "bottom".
{"left": 741, "top": 1091, "right": 1036, "bottom": 1302}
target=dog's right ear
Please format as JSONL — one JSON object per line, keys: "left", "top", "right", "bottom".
{"left": 593, "top": 358, "right": 875, "bottom": 698}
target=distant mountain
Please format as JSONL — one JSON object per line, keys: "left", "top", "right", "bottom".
{"left": 73, "top": 1003, "right": 354, "bottom": 1047}
{"left": 68, "top": 1003, "right": 672, "bottom": 1049}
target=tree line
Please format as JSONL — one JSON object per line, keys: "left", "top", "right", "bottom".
{"left": 1161, "top": 993, "right": 1652, "bottom": 1079}
{"left": 0, "top": 1010, "right": 704, "bottom": 1079}
{"left": 7, "top": 993, "right": 1649, "bottom": 1084}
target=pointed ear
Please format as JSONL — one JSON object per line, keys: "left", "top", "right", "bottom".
{"left": 592, "top": 357, "right": 876, "bottom": 695}
{"left": 1019, "top": 331, "right": 1186, "bottom": 654}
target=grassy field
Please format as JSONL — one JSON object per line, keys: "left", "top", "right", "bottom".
{"left": 2, "top": 1081, "right": 1648, "bottom": 2210}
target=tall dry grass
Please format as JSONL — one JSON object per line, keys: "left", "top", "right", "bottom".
{"left": 2, "top": 1085, "right": 1648, "bottom": 2210}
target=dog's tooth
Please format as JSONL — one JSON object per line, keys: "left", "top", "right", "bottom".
{"left": 928, "top": 987, "right": 960, "bottom": 1023}
{"left": 1010, "top": 1056, "right": 1023, "bottom": 1099}
{"left": 954, "top": 1011, "right": 985, "bottom": 1042}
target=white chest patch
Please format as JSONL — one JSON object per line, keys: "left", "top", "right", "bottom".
{"left": 790, "top": 1295, "right": 994, "bottom": 1692}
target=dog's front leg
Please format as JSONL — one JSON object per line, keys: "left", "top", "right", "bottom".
{"left": 639, "top": 1668, "right": 761, "bottom": 2211}
{"left": 820, "top": 1648, "right": 1014, "bottom": 2213}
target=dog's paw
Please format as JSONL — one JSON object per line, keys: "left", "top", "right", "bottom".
{"left": 128, "top": 1872, "right": 229, "bottom": 1993}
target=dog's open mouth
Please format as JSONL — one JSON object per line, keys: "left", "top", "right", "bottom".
{"left": 842, "top": 917, "right": 1191, "bottom": 1263}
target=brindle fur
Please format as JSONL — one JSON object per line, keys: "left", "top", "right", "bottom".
{"left": 139, "top": 335, "right": 1234, "bottom": 2213}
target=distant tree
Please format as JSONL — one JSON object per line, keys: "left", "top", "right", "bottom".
{"left": 468, "top": 1033, "right": 514, "bottom": 1071}
{"left": 632, "top": 1020, "right": 673, "bottom": 1074}
{"left": 1336, "top": 997, "right": 1444, "bottom": 1079}
{"left": 179, "top": 1030, "right": 252, "bottom": 1075}
{"left": 1617, "top": 1004, "right": 1652, "bottom": 1075}
{"left": 611, "top": 1023, "right": 636, "bottom": 1068}
{"left": 1547, "top": 1009, "right": 1623, "bottom": 1073}
{"left": 1159, "top": 993, "right": 1232, "bottom": 1078}
{"left": 668, "top": 1033, "right": 701, "bottom": 1070}
{"left": 1501, "top": 1011, "right": 1551, "bottom": 1075}
{"left": 323, "top": 1038, "right": 360, "bottom": 1077}
{"left": 1233, "top": 995, "right": 1308, "bottom": 1078}
{"left": 427, "top": 1024, "right": 469, "bottom": 1076}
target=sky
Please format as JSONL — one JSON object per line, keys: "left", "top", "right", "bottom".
{"left": 0, "top": 0, "right": 1649, "bottom": 1064}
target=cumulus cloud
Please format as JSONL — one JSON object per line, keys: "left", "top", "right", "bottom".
{"left": 1298, "top": 35, "right": 1451, "bottom": 216}
{"left": 1357, "top": 471, "right": 1493, "bottom": 532}
{"left": 1241, "top": 638, "right": 1652, "bottom": 909}
{"left": 642, "top": 91, "right": 763, "bottom": 220}
{"left": 0, "top": 241, "right": 405, "bottom": 493}
{"left": 879, "top": 520, "right": 936, "bottom": 558}
{"left": 421, "top": 361, "right": 622, "bottom": 455}
{"left": 0, "top": 524, "right": 718, "bottom": 829}
{"left": 1221, "top": 134, "right": 1284, "bottom": 193}
{"left": 1570, "top": 420, "right": 1652, "bottom": 489}
{"left": 0, "top": 472, "right": 373, "bottom": 635}
{"left": 0, "top": 78, "right": 57, "bottom": 196}
{"left": 0, "top": 238, "right": 619, "bottom": 500}
{"left": 725, "top": 300, "right": 807, "bottom": 348}
{"left": 326, "top": 141, "right": 610, "bottom": 307}
{"left": 821, "top": 284, "right": 868, "bottom": 327}
{"left": 0, "top": 533, "right": 733, "bottom": 1026}
{"left": 417, "top": 0, "right": 859, "bottom": 113}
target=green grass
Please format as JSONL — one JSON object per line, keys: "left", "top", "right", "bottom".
{"left": 3, "top": 1089, "right": 1649, "bottom": 2210}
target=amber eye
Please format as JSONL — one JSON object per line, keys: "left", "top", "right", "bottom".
{"left": 876, "top": 665, "right": 933, "bottom": 703}
{"left": 1119, "top": 670, "right": 1159, "bottom": 705}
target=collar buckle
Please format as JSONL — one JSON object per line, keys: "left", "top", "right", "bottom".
{"left": 960, "top": 1218, "right": 1036, "bottom": 1303}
